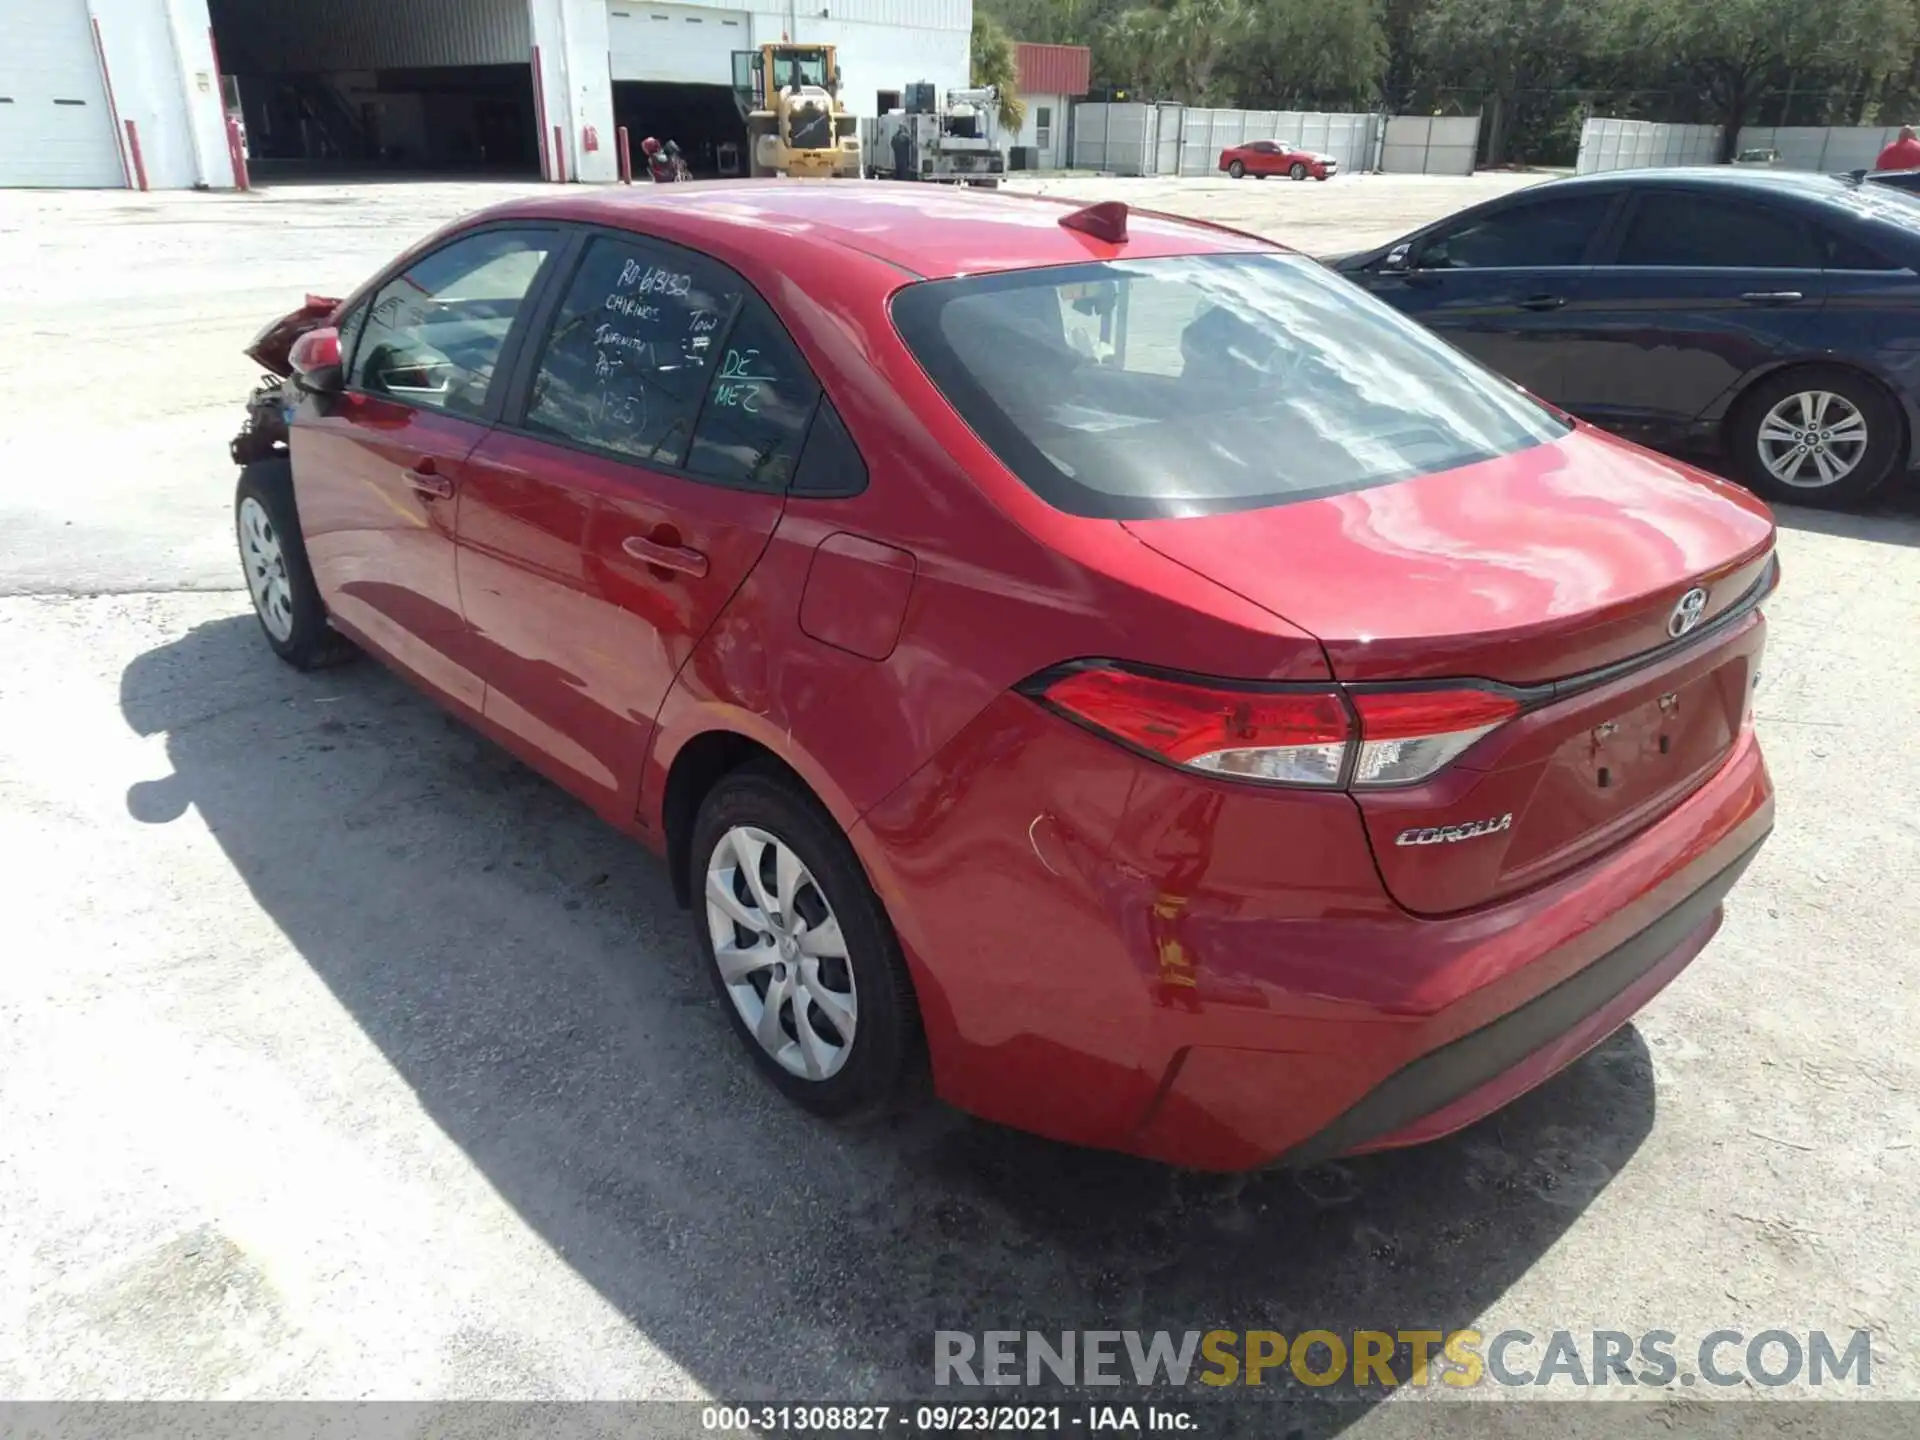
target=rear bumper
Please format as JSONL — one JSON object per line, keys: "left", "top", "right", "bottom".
{"left": 856, "top": 696, "right": 1773, "bottom": 1173}
{"left": 1277, "top": 836, "right": 1759, "bottom": 1166}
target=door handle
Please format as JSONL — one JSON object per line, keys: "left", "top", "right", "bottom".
{"left": 403, "top": 460, "right": 454, "bottom": 499}
{"left": 623, "top": 534, "right": 709, "bottom": 578}
{"left": 1739, "top": 291, "right": 1804, "bottom": 305}
{"left": 1518, "top": 294, "right": 1566, "bottom": 311}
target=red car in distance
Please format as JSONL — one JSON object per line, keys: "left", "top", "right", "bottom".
{"left": 230, "top": 184, "right": 1774, "bottom": 1172}
{"left": 1220, "top": 139, "right": 1336, "bottom": 180}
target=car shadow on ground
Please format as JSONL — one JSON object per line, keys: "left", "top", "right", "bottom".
{"left": 121, "top": 615, "right": 1660, "bottom": 1431}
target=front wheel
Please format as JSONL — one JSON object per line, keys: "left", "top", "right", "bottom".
{"left": 234, "top": 458, "right": 352, "bottom": 670}
{"left": 1731, "top": 367, "right": 1900, "bottom": 509}
{"left": 1289, "top": 161, "right": 1308, "bottom": 180}
{"left": 691, "top": 763, "right": 926, "bottom": 1120}
{"left": 1227, "top": 160, "right": 1245, "bottom": 179}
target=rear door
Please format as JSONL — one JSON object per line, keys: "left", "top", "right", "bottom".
{"left": 294, "top": 226, "right": 560, "bottom": 712}
{"left": 456, "top": 231, "right": 810, "bottom": 820}
{"left": 1555, "top": 187, "right": 1830, "bottom": 447}
{"left": 1353, "top": 188, "right": 1622, "bottom": 398}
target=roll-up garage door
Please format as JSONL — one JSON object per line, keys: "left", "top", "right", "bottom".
{"left": 0, "top": 0, "right": 125, "bottom": 187}
{"left": 608, "top": 3, "right": 751, "bottom": 84}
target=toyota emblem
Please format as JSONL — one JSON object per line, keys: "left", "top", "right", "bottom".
{"left": 1668, "top": 586, "right": 1709, "bottom": 638}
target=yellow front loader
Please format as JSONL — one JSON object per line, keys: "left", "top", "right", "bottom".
{"left": 731, "top": 44, "right": 861, "bottom": 178}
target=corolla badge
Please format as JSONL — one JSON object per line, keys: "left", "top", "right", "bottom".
{"left": 1668, "top": 586, "right": 1710, "bottom": 639}
{"left": 1395, "top": 814, "right": 1513, "bottom": 847}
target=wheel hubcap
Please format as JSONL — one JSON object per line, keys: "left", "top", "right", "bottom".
{"left": 705, "top": 825, "right": 857, "bottom": 1081}
{"left": 238, "top": 496, "right": 295, "bottom": 642}
{"left": 1757, "top": 391, "right": 1868, "bottom": 489}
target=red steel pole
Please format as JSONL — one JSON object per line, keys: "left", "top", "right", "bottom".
{"left": 124, "top": 119, "right": 149, "bottom": 191}
{"left": 553, "top": 124, "right": 567, "bottom": 182}
{"left": 225, "top": 116, "right": 250, "bottom": 190}
{"left": 90, "top": 17, "right": 132, "bottom": 189}
{"left": 618, "top": 126, "right": 632, "bottom": 183}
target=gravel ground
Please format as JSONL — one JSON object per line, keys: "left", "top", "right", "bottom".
{"left": 0, "top": 174, "right": 1916, "bottom": 1425}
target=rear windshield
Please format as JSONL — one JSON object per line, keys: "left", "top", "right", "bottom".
{"left": 891, "top": 253, "right": 1570, "bottom": 519}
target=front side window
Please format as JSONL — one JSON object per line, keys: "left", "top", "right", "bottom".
{"left": 350, "top": 229, "right": 555, "bottom": 417}
{"left": 524, "top": 237, "right": 742, "bottom": 465}
{"left": 1420, "top": 194, "right": 1615, "bottom": 269}
{"left": 1614, "top": 193, "right": 1819, "bottom": 268}
{"left": 893, "top": 253, "right": 1570, "bottom": 520}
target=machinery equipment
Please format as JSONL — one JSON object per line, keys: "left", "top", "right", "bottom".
{"left": 731, "top": 44, "right": 861, "bottom": 178}
{"left": 863, "top": 84, "right": 1007, "bottom": 187}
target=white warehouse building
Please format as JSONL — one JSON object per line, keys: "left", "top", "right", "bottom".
{"left": 1, "top": 0, "right": 973, "bottom": 189}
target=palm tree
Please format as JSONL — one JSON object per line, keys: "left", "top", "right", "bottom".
{"left": 971, "top": 14, "right": 1030, "bottom": 133}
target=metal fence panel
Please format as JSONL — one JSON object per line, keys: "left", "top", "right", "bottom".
{"left": 1738, "top": 125, "right": 1900, "bottom": 172}
{"left": 1575, "top": 117, "right": 1899, "bottom": 173}
{"left": 1380, "top": 115, "right": 1480, "bottom": 176}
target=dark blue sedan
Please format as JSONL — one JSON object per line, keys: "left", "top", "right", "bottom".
{"left": 1333, "top": 169, "right": 1920, "bottom": 507}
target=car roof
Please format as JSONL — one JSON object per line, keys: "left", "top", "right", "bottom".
{"left": 479, "top": 180, "right": 1281, "bottom": 280}
{"left": 1532, "top": 166, "right": 1860, "bottom": 198}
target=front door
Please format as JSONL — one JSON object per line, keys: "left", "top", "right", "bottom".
{"left": 293, "top": 227, "right": 559, "bottom": 712}
{"left": 458, "top": 232, "right": 818, "bottom": 821}
{"left": 1554, "top": 188, "right": 1830, "bottom": 448}
{"left": 1356, "top": 189, "right": 1622, "bottom": 400}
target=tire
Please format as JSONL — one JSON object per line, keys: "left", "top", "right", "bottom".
{"left": 234, "top": 458, "right": 352, "bottom": 670}
{"left": 690, "top": 762, "right": 926, "bottom": 1120}
{"left": 1289, "top": 161, "right": 1308, "bottom": 180}
{"left": 1227, "top": 160, "right": 1245, "bottom": 179}
{"left": 1729, "top": 365, "right": 1902, "bottom": 509}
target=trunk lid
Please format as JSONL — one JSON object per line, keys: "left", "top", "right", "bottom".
{"left": 245, "top": 294, "right": 341, "bottom": 376}
{"left": 1122, "top": 427, "right": 1775, "bottom": 915}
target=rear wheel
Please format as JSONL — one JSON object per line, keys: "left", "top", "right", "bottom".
{"left": 1227, "top": 160, "right": 1245, "bottom": 179}
{"left": 234, "top": 458, "right": 352, "bottom": 670}
{"left": 1289, "top": 161, "right": 1308, "bottom": 180}
{"left": 691, "top": 763, "right": 925, "bottom": 1120}
{"left": 1731, "top": 366, "right": 1900, "bottom": 509}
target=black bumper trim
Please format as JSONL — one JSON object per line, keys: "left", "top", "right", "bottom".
{"left": 1278, "top": 836, "right": 1767, "bottom": 1168}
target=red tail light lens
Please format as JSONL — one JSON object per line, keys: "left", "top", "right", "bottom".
{"left": 1029, "top": 667, "right": 1527, "bottom": 790}
{"left": 1037, "top": 668, "right": 1351, "bottom": 787}
{"left": 1350, "top": 688, "right": 1520, "bottom": 787}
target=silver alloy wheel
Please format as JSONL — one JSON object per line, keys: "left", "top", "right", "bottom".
{"left": 1756, "top": 390, "right": 1869, "bottom": 490}
{"left": 705, "top": 824, "right": 858, "bottom": 1081}
{"left": 239, "top": 496, "right": 295, "bottom": 642}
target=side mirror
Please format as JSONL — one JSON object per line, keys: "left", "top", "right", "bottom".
{"left": 288, "top": 325, "right": 344, "bottom": 395}
{"left": 1380, "top": 242, "right": 1414, "bottom": 274}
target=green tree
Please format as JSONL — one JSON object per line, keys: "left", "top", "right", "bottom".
{"left": 1599, "top": 0, "right": 1919, "bottom": 157}
{"left": 1416, "top": 0, "right": 1591, "bottom": 164}
{"left": 1224, "top": 0, "right": 1385, "bottom": 110}
{"left": 971, "top": 14, "right": 1030, "bottom": 132}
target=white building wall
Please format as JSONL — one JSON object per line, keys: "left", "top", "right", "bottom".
{"left": 535, "top": 0, "right": 619, "bottom": 182}
{"left": 92, "top": 0, "right": 234, "bottom": 188}
{"left": 1006, "top": 90, "right": 1065, "bottom": 168}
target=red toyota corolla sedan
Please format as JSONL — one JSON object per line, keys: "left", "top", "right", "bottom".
{"left": 229, "top": 183, "right": 1775, "bottom": 1172}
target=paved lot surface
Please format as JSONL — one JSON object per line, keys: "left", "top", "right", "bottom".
{"left": 1, "top": 175, "right": 1917, "bottom": 1421}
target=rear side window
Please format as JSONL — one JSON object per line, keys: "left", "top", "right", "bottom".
{"left": 892, "top": 253, "right": 1569, "bottom": 521}
{"left": 523, "top": 236, "right": 742, "bottom": 465}
{"left": 1822, "top": 228, "right": 1898, "bottom": 269}
{"left": 351, "top": 228, "right": 556, "bottom": 416}
{"left": 1615, "top": 193, "right": 1819, "bottom": 268}
{"left": 1419, "top": 194, "right": 1615, "bottom": 269}
{"left": 685, "top": 295, "right": 822, "bottom": 490}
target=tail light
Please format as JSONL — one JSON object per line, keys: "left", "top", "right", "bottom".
{"left": 1026, "top": 665, "right": 1522, "bottom": 790}
{"left": 1349, "top": 688, "right": 1521, "bottom": 786}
